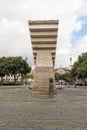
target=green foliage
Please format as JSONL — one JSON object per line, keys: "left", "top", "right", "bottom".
{"left": 63, "top": 72, "right": 72, "bottom": 82}
{"left": 55, "top": 73, "right": 60, "bottom": 81}
{"left": 0, "top": 56, "right": 31, "bottom": 84}
{"left": 23, "top": 73, "right": 34, "bottom": 79}
{"left": 6, "top": 56, "right": 31, "bottom": 75}
{"left": 0, "top": 81, "right": 23, "bottom": 85}
{"left": 55, "top": 73, "right": 64, "bottom": 81}
{"left": 0, "top": 57, "right": 8, "bottom": 84}
{"left": 55, "top": 72, "right": 72, "bottom": 83}
{"left": 71, "top": 52, "right": 87, "bottom": 80}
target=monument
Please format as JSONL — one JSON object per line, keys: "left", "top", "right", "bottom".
{"left": 28, "top": 20, "right": 59, "bottom": 96}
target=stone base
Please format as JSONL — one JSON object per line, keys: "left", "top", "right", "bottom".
{"left": 32, "top": 66, "right": 57, "bottom": 96}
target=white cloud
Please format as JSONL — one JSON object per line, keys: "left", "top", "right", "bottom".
{"left": 77, "top": 0, "right": 87, "bottom": 16}
{"left": 0, "top": 18, "right": 32, "bottom": 57}
{"left": 74, "top": 21, "right": 83, "bottom": 32}
{"left": 73, "top": 35, "right": 87, "bottom": 60}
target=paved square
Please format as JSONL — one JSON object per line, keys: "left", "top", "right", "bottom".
{"left": 0, "top": 86, "right": 87, "bottom": 130}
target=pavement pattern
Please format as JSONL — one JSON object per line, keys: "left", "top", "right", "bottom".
{"left": 0, "top": 86, "right": 87, "bottom": 130}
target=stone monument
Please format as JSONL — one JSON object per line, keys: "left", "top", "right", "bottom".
{"left": 28, "top": 20, "right": 59, "bottom": 96}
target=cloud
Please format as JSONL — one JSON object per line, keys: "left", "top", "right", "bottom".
{"left": 0, "top": 0, "right": 87, "bottom": 67}
{"left": 73, "top": 35, "right": 87, "bottom": 58}
{"left": 0, "top": 18, "right": 32, "bottom": 57}
{"left": 77, "top": 0, "right": 87, "bottom": 16}
{"left": 74, "top": 21, "right": 83, "bottom": 32}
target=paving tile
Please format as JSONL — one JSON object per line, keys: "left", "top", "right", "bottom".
{"left": 0, "top": 87, "right": 87, "bottom": 129}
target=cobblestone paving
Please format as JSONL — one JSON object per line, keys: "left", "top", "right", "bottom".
{"left": 0, "top": 86, "right": 87, "bottom": 130}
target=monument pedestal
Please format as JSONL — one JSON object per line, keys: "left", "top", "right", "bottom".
{"left": 32, "top": 66, "right": 57, "bottom": 96}
{"left": 29, "top": 20, "right": 59, "bottom": 96}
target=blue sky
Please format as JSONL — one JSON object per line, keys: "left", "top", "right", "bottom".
{"left": 71, "top": 16, "right": 87, "bottom": 47}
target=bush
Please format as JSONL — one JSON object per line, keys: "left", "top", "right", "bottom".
{"left": 0, "top": 81, "right": 23, "bottom": 85}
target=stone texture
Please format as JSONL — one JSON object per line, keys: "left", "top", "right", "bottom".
{"left": 32, "top": 66, "right": 56, "bottom": 96}
{"left": 29, "top": 20, "right": 59, "bottom": 95}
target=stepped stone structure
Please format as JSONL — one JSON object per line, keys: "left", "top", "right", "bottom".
{"left": 29, "top": 20, "right": 59, "bottom": 96}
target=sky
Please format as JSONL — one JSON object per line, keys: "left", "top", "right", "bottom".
{"left": 0, "top": 0, "right": 87, "bottom": 68}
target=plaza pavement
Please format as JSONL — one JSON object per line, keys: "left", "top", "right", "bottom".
{"left": 0, "top": 86, "right": 87, "bottom": 130}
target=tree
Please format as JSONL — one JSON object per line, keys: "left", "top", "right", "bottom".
{"left": 0, "top": 57, "right": 8, "bottom": 84}
{"left": 0, "top": 56, "right": 31, "bottom": 84}
{"left": 7, "top": 57, "right": 31, "bottom": 83}
{"left": 55, "top": 73, "right": 60, "bottom": 81}
{"left": 23, "top": 73, "right": 34, "bottom": 79}
{"left": 64, "top": 72, "right": 75, "bottom": 84}
{"left": 55, "top": 73, "right": 64, "bottom": 81}
{"left": 71, "top": 52, "right": 87, "bottom": 81}
{"left": 55, "top": 72, "right": 72, "bottom": 83}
